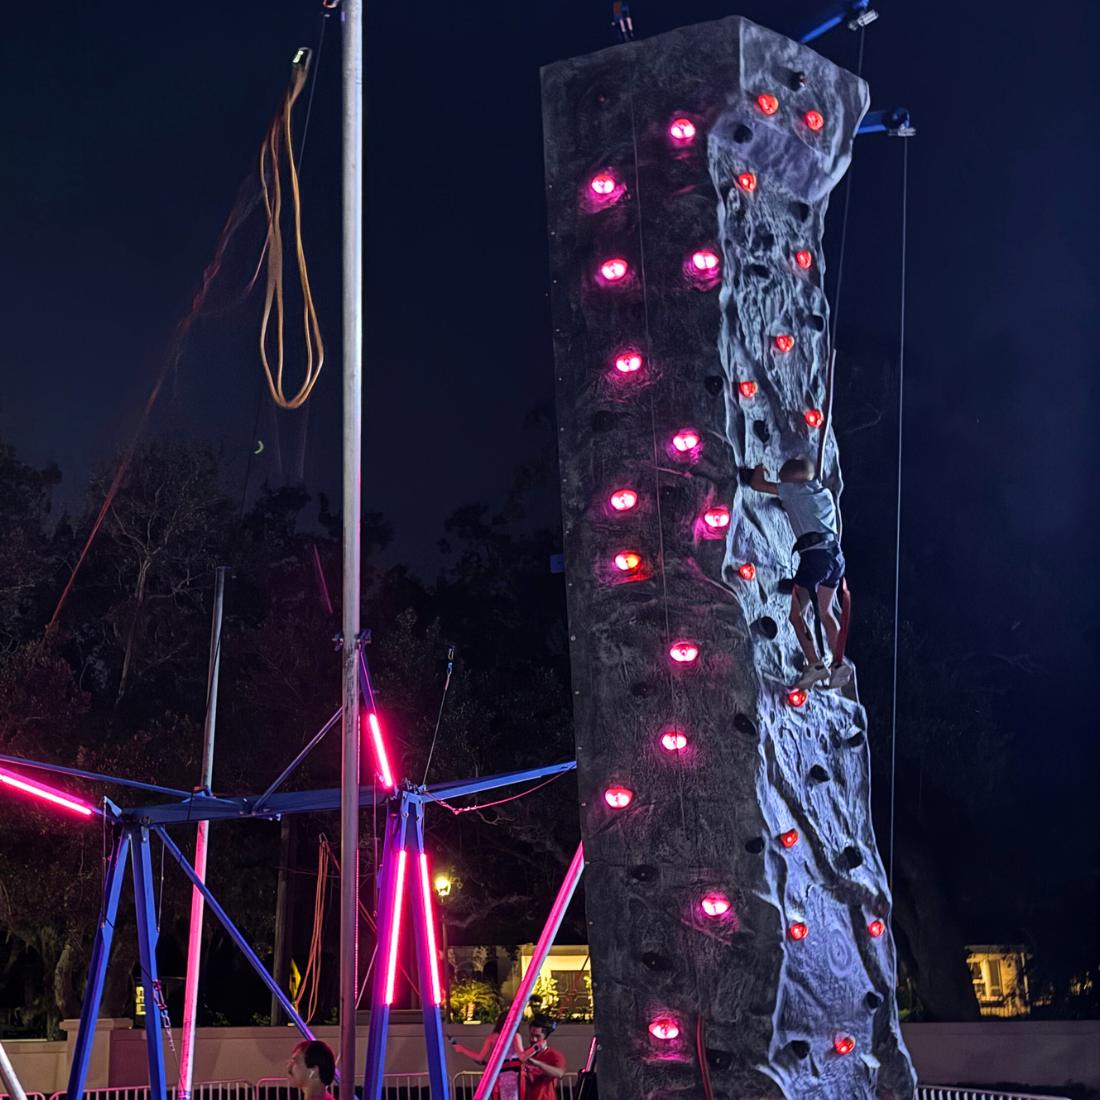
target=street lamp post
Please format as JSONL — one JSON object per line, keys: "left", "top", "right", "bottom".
{"left": 434, "top": 873, "right": 454, "bottom": 1022}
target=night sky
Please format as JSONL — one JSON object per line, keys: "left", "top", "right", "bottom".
{"left": 4, "top": 2, "right": 1099, "bottom": 932}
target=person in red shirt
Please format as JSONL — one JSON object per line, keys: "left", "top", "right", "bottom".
{"left": 519, "top": 1015, "right": 566, "bottom": 1100}
{"left": 286, "top": 1039, "right": 336, "bottom": 1100}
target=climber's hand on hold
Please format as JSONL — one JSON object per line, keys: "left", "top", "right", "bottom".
{"left": 750, "top": 464, "right": 779, "bottom": 495}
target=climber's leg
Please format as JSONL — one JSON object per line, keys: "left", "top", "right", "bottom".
{"left": 789, "top": 587, "right": 827, "bottom": 689}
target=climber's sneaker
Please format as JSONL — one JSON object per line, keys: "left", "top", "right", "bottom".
{"left": 794, "top": 662, "right": 829, "bottom": 691}
{"left": 827, "top": 660, "right": 853, "bottom": 689}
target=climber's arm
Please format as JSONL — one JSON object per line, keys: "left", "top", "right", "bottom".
{"left": 750, "top": 464, "right": 780, "bottom": 496}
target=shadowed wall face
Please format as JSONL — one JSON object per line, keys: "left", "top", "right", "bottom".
{"left": 543, "top": 15, "right": 916, "bottom": 1098}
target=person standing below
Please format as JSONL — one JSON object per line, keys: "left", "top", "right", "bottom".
{"left": 520, "top": 1015, "right": 566, "bottom": 1100}
{"left": 286, "top": 1039, "right": 336, "bottom": 1100}
{"left": 450, "top": 1010, "right": 524, "bottom": 1066}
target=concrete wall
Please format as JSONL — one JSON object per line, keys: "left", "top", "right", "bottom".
{"left": 5, "top": 1019, "right": 1098, "bottom": 1095}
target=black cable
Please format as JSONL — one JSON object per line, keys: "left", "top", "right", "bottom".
{"left": 422, "top": 646, "right": 456, "bottom": 785}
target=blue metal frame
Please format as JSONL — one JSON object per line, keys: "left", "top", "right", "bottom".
{"left": 66, "top": 829, "right": 131, "bottom": 1100}
{"left": 363, "top": 794, "right": 410, "bottom": 1100}
{"left": 799, "top": 0, "right": 875, "bottom": 42}
{"left": 131, "top": 829, "right": 167, "bottom": 1100}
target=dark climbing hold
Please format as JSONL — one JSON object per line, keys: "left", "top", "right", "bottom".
{"left": 641, "top": 951, "right": 672, "bottom": 972}
{"left": 865, "top": 991, "right": 884, "bottom": 1010}
{"left": 808, "top": 313, "right": 826, "bottom": 332}
{"left": 844, "top": 731, "right": 865, "bottom": 748}
{"left": 592, "top": 410, "right": 618, "bottom": 433}
{"left": 704, "top": 375, "right": 724, "bottom": 396}
{"left": 753, "top": 616, "right": 778, "bottom": 640}
{"left": 733, "top": 713, "right": 757, "bottom": 737}
{"left": 630, "top": 864, "right": 659, "bottom": 883}
{"left": 788, "top": 70, "right": 807, "bottom": 91}
{"left": 758, "top": 231, "right": 775, "bottom": 250}
{"left": 752, "top": 420, "right": 771, "bottom": 444}
{"left": 748, "top": 263, "right": 771, "bottom": 279}
{"left": 744, "top": 836, "right": 765, "bottom": 854}
{"left": 776, "top": 577, "right": 795, "bottom": 595}
{"left": 788, "top": 1040, "right": 811, "bottom": 1059}
{"left": 840, "top": 845, "right": 863, "bottom": 870}
{"left": 809, "top": 764, "right": 830, "bottom": 782}
{"left": 790, "top": 201, "right": 812, "bottom": 222}
{"left": 733, "top": 123, "right": 753, "bottom": 144}
{"left": 706, "top": 1049, "right": 732, "bottom": 1071}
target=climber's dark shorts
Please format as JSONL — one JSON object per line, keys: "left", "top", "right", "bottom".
{"left": 794, "top": 546, "right": 845, "bottom": 595}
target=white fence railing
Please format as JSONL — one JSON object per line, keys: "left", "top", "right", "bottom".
{"left": 451, "top": 1071, "right": 579, "bottom": 1099}
{"left": 917, "top": 1089, "right": 1071, "bottom": 1100}
{"left": 51, "top": 1084, "right": 254, "bottom": 1100}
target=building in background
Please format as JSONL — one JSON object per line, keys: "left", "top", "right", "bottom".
{"left": 967, "top": 945, "right": 1033, "bottom": 1018}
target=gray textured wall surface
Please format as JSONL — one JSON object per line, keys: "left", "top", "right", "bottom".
{"left": 542, "top": 15, "right": 916, "bottom": 1099}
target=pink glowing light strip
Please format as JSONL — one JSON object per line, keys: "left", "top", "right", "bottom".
{"left": 383, "top": 849, "right": 408, "bottom": 1005}
{"left": 417, "top": 852, "right": 443, "bottom": 1005}
{"left": 365, "top": 711, "right": 396, "bottom": 790}
{"left": 0, "top": 769, "right": 94, "bottom": 817}
{"left": 474, "top": 842, "right": 585, "bottom": 1100}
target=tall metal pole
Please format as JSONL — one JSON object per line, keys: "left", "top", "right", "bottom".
{"left": 178, "top": 565, "right": 228, "bottom": 1100}
{"left": 339, "top": 0, "right": 364, "bottom": 1087}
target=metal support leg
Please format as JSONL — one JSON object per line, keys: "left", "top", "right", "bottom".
{"left": 68, "top": 828, "right": 132, "bottom": 1100}
{"left": 131, "top": 828, "right": 167, "bottom": 1100}
{"left": 363, "top": 796, "right": 410, "bottom": 1100}
{"left": 410, "top": 803, "right": 450, "bottom": 1100}
{"left": 153, "top": 828, "right": 316, "bottom": 1041}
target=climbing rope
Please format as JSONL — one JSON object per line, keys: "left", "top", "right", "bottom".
{"left": 257, "top": 52, "right": 325, "bottom": 410}
{"left": 293, "top": 835, "right": 331, "bottom": 1023}
{"left": 887, "top": 137, "right": 909, "bottom": 896}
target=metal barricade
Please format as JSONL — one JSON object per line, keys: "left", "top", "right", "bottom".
{"left": 451, "top": 1071, "right": 578, "bottom": 1099}
{"left": 54, "top": 1081, "right": 255, "bottom": 1100}
{"left": 917, "top": 1089, "right": 1071, "bottom": 1100}
{"left": 51, "top": 1088, "right": 152, "bottom": 1100}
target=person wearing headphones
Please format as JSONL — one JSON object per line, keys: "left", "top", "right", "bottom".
{"left": 286, "top": 1039, "right": 336, "bottom": 1100}
{"left": 519, "top": 1014, "right": 566, "bottom": 1100}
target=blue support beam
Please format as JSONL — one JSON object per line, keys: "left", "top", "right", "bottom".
{"left": 799, "top": 0, "right": 876, "bottom": 43}
{"left": 857, "top": 106, "right": 914, "bottom": 135}
{"left": 67, "top": 829, "right": 131, "bottom": 1100}
{"left": 0, "top": 754, "right": 191, "bottom": 799}
{"left": 252, "top": 709, "right": 342, "bottom": 812}
{"left": 154, "top": 828, "right": 317, "bottom": 1041}
{"left": 131, "top": 829, "right": 168, "bottom": 1100}
{"left": 421, "top": 759, "right": 576, "bottom": 804}
{"left": 127, "top": 783, "right": 386, "bottom": 826}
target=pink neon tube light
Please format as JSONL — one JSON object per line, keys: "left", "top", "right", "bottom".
{"left": 417, "top": 852, "right": 443, "bottom": 1005}
{"left": 0, "top": 769, "right": 94, "bottom": 817}
{"left": 384, "top": 849, "right": 408, "bottom": 1005}
{"left": 365, "top": 711, "right": 396, "bottom": 790}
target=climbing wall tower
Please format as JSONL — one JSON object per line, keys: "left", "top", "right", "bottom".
{"left": 542, "top": 16, "right": 917, "bottom": 1098}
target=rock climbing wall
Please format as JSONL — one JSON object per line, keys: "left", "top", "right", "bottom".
{"left": 542, "top": 16, "right": 916, "bottom": 1099}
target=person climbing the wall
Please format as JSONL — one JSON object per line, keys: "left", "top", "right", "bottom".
{"left": 749, "top": 456, "right": 852, "bottom": 691}
{"left": 611, "top": 1, "right": 635, "bottom": 41}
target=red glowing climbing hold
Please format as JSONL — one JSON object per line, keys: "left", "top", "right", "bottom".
{"left": 736, "top": 172, "right": 757, "bottom": 193}
{"left": 787, "top": 688, "right": 808, "bottom": 707}
{"left": 669, "top": 641, "right": 699, "bottom": 664}
{"left": 788, "top": 921, "right": 808, "bottom": 941}
{"left": 804, "top": 408, "right": 824, "bottom": 429}
{"left": 703, "top": 507, "right": 730, "bottom": 530}
{"left": 738, "top": 380, "right": 758, "bottom": 398}
{"left": 756, "top": 93, "right": 779, "bottom": 116}
{"left": 614, "top": 350, "right": 643, "bottom": 374}
{"left": 660, "top": 729, "right": 688, "bottom": 753}
{"left": 649, "top": 1018, "right": 680, "bottom": 1041}
{"left": 774, "top": 334, "right": 795, "bottom": 353}
{"left": 609, "top": 488, "right": 638, "bottom": 512}
{"left": 701, "top": 892, "right": 731, "bottom": 917}
{"left": 834, "top": 1034, "right": 855, "bottom": 1056}
{"left": 672, "top": 428, "right": 700, "bottom": 452}
{"left": 779, "top": 829, "right": 799, "bottom": 848}
{"left": 804, "top": 110, "right": 825, "bottom": 132}
{"left": 600, "top": 258, "right": 629, "bottom": 282}
{"left": 590, "top": 171, "right": 618, "bottom": 196}
{"left": 669, "top": 117, "right": 696, "bottom": 143}
{"left": 691, "top": 249, "right": 720, "bottom": 272}
{"left": 604, "top": 786, "right": 634, "bottom": 809}
{"left": 795, "top": 250, "right": 813, "bottom": 270}
{"left": 614, "top": 551, "right": 642, "bottom": 573}
{"left": 737, "top": 562, "right": 757, "bottom": 581}
{"left": 868, "top": 919, "right": 886, "bottom": 939}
